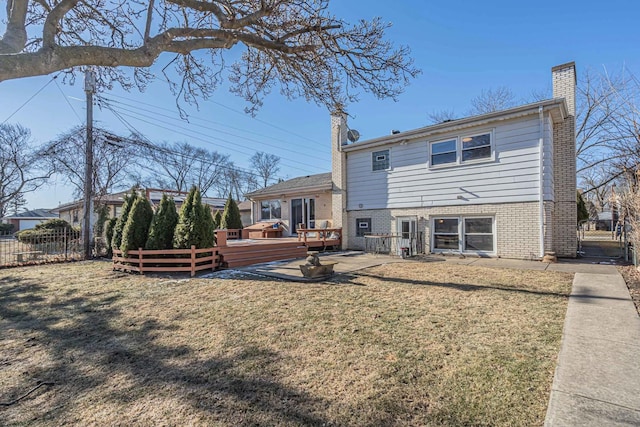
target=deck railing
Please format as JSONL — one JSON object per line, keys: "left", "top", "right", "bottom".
{"left": 113, "top": 246, "right": 219, "bottom": 277}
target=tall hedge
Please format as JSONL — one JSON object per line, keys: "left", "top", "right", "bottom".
{"left": 220, "top": 193, "right": 243, "bottom": 230}
{"left": 213, "top": 210, "right": 222, "bottom": 230}
{"left": 145, "top": 195, "right": 178, "bottom": 250}
{"left": 120, "top": 196, "right": 153, "bottom": 256}
{"left": 105, "top": 217, "right": 117, "bottom": 257}
{"left": 111, "top": 190, "right": 136, "bottom": 250}
{"left": 173, "top": 186, "right": 214, "bottom": 249}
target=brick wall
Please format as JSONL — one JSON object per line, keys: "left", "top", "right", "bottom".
{"left": 331, "top": 112, "right": 349, "bottom": 249}
{"left": 346, "top": 201, "right": 541, "bottom": 259}
{"left": 551, "top": 62, "right": 577, "bottom": 257}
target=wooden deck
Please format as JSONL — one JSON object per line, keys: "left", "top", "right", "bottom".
{"left": 112, "top": 230, "right": 342, "bottom": 274}
{"left": 218, "top": 238, "right": 308, "bottom": 268}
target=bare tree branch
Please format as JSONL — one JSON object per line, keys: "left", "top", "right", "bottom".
{"left": 0, "top": 1, "right": 420, "bottom": 113}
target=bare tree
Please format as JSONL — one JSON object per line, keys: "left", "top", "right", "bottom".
{"left": 426, "top": 109, "right": 457, "bottom": 124}
{"left": 40, "top": 126, "right": 140, "bottom": 199}
{"left": 0, "top": 123, "right": 51, "bottom": 217}
{"left": 250, "top": 151, "right": 280, "bottom": 187}
{"left": 469, "top": 86, "right": 518, "bottom": 115}
{"left": 0, "top": 1, "right": 419, "bottom": 113}
{"left": 218, "top": 167, "right": 259, "bottom": 200}
{"left": 144, "top": 141, "right": 231, "bottom": 195}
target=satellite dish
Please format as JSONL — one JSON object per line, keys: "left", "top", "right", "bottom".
{"left": 347, "top": 129, "right": 360, "bottom": 143}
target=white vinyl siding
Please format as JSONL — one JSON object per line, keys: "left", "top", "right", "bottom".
{"left": 346, "top": 115, "right": 548, "bottom": 210}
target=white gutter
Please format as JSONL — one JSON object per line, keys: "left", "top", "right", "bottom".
{"left": 538, "top": 106, "right": 545, "bottom": 258}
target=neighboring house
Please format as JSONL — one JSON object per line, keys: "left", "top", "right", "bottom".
{"left": 331, "top": 62, "right": 577, "bottom": 259}
{"left": 53, "top": 188, "right": 227, "bottom": 233}
{"left": 1, "top": 209, "right": 58, "bottom": 231}
{"left": 245, "top": 173, "right": 333, "bottom": 236}
{"left": 237, "top": 201, "right": 253, "bottom": 227}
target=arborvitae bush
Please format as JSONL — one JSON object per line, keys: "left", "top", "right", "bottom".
{"left": 112, "top": 190, "right": 136, "bottom": 250}
{"left": 145, "top": 195, "right": 178, "bottom": 250}
{"left": 173, "top": 186, "right": 214, "bottom": 249}
{"left": 120, "top": 196, "right": 153, "bottom": 256}
{"left": 200, "top": 204, "right": 216, "bottom": 247}
{"left": 213, "top": 210, "right": 222, "bottom": 230}
{"left": 105, "top": 217, "right": 117, "bottom": 257}
{"left": 220, "top": 193, "right": 243, "bottom": 230}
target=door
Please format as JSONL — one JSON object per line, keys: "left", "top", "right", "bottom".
{"left": 291, "top": 198, "right": 316, "bottom": 235}
{"left": 396, "top": 217, "right": 417, "bottom": 256}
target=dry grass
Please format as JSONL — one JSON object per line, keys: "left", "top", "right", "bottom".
{"left": 618, "top": 265, "right": 640, "bottom": 315}
{"left": 0, "top": 260, "right": 572, "bottom": 426}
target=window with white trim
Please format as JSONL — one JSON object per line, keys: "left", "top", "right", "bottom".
{"left": 372, "top": 149, "right": 390, "bottom": 171}
{"left": 356, "top": 218, "right": 371, "bottom": 237}
{"left": 432, "top": 216, "right": 495, "bottom": 253}
{"left": 429, "top": 131, "right": 492, "bottom": 167}
{"left": 260, "top": 200, "right": 281, "bottom": 220}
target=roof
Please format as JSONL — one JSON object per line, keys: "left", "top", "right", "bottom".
{"left": 2, "top": 209, "right": 57, "bottom": 220}
{"left": 342, "top": 98, "right": 568, "bottom": 153}
{"left": 245, "top": 173, "right": 332, "bottom": 199}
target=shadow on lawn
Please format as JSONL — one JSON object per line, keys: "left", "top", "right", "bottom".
{"left": 0, "top": 276, "right": 329, "bottom": 426}
{"left": 336, "top": 271, "right": 571, "bottom": 298}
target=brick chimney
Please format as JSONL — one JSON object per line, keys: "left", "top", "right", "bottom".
{"left": 331, "top": 110, "right": 349, "bottom": 249}
{"left": 551, "top": 62, "right": 577, "bottom": 257}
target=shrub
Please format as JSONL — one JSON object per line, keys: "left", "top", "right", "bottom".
{"left": 145, "top": 195, "right": 178, "bottom": 250}
{"left": 120, "top": 197, "right": 153, "bottom": 256}
{"left": 220, "top": 193, "right": 243, "bottom": 230}
{"left": 0, "top": 223, "right": 15, "bottom": 234}
{"left": 105, "top": 217, "right": 117, "bottom": 257}
{"left": 112, "top": 190, "right": 136, "bottom": 250}
{"left": 173, "top": 186, "right": 214, "bottom": 249}
{"left": 17, "top": 219, "right": 79, "bottom": 243}
{"left": 213, "top": 210, "right": 222, "bottom": 230}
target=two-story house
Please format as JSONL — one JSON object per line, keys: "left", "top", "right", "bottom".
{"left": 331, "top": 62, "right": 577, "bottom": 259}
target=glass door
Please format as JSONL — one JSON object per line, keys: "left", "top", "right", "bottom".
{"left": 396, "top": 217, "right": 417, "bottom": 256}
{"left": 291, "top": 198, "right": 316, "bottom": 235}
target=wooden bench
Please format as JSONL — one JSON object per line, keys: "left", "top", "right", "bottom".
{"left": 14, "top": 251, "right": 44, "bottom": 262}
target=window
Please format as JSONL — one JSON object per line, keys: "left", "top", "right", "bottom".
{"left": 356, "top": 218, "right": 371, "bottom": 237}
{"left": 462, "top": 133, "right": 491, "bottom": 162}
{"left": 432, "top": 216, "right": 494, "bottom": 253}
{"left": 429, "top": 131, "right": 492, "bottom": 167}
{"left": 464, "top": 218, "right": 493, "bottom": 251}
{"left": 260, "top": 200, "right": 281, "bottom": 220}
{"left": 431, "top": 139, "right": 457, "bottom": 166}
{"left": 433, "top": 218, "right": 459, "bottom": 250}
{"left": 372, "top": 149, "right": 390, "bottom": 171}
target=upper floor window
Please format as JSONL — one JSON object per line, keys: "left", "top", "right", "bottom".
{"left": 462, "top": 133, "right": 491, "bottom": 161}
{"left": 429, "top": 131, "right": 493, "bottom": 167}
{"left": 431, "top": 139, "right": 457, "bottom": 166}
{"left": 372, "top": 149, "right": 390, "bottom": 171}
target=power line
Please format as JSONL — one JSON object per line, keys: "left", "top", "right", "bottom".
{"left": 99, "top": 98, "right": 327, "bottom": 175}
{"left": 2, "top": 75, "right": 58, "bottom": 125}
{"left": 98, "top": 95, "right": 330, "bottom": 162}
{"left": 102, "top": 103, "right": 282, "bottom": 183}
{"left": 54, "top": 79, "right": 83, "bottom": 122}
{"left": 104, "top": 92, "right": 326, "bottom": 146}
{"left": 100, "top": 94, "right": 324, "bottom": 147}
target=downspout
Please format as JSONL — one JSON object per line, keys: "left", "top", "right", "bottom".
{"left": 538, "top": 106, "right": 545, "bottom": 258}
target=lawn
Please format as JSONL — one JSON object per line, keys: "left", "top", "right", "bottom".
{"left": 1, "top": 260, "right": 573, "bottom": 426}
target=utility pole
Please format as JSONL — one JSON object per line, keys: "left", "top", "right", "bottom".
{"left": 83, "top": 70, "right": 95, "bottom": 259}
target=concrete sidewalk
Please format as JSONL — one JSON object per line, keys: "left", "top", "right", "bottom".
{"left": 545, "top": 270, "right": 640, "bottom": 426}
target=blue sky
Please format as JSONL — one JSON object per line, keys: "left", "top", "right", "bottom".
{"left": 2, "top": 0, "right": 639, "bottom": 210}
